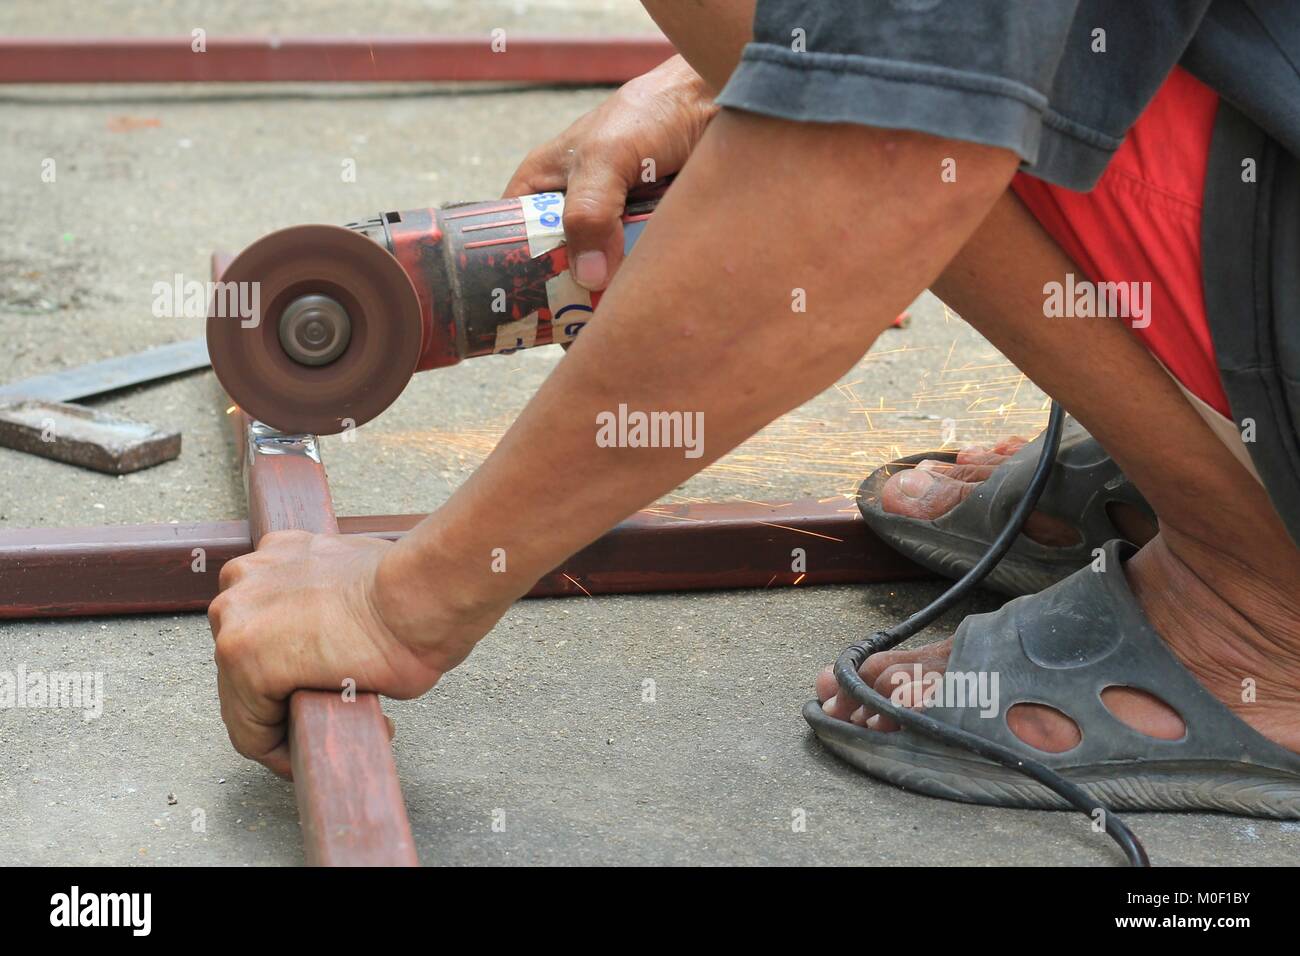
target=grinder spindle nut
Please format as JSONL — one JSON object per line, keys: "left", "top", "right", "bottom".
{"left": 278, "top": 294, "right": 352, "bottom": 366}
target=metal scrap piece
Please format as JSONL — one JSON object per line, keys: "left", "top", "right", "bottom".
{"left": 0, "top": 399, "right": 181, "bottom": 474}
{"left": 0, "top": 338, "right": 209, "bottom": 404}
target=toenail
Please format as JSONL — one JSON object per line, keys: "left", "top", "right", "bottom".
{"left": 898, "top": 469, "right": 935, "bottom": 499}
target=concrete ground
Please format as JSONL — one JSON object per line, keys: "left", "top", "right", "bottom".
{"left": 3, "top": 0, "right": 1296, "bottom": 866}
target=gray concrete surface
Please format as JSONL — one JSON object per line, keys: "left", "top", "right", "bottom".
{"left": 3, "top": 1, "right": 1296, "bottom": 866}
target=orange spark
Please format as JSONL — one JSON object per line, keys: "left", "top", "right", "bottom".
{"left": 561, "top": 572, "right": 591, "bottom": 596}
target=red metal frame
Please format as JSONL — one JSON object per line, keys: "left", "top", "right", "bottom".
{"left": 0, "top": 36, "right": 675, "bottom": 85}
{"left": 0, "top": 500, "right": 924, "bottom": 619}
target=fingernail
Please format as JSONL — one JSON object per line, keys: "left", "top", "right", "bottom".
{"left": 822, "top": 695, "right": 838, "bottom": 715}
{"left": 573, "top": 251, "right": 608, "bottom": 290}
{"left": 898, "top": 469, "right": 935, "bottom": 499}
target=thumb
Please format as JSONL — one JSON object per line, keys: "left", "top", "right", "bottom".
{"left": 561, "top": 159, "right": 630, "bottom": 292}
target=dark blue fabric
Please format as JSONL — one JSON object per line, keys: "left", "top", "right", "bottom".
{"left": 717, "top": 1, "right": 1298, "bottom": 191}
{"left": 1201, "top": 103, "right": 1300, "bottom": 545}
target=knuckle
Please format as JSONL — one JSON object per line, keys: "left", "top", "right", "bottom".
{"left": 585, "top": 129, "right": 630, "bottom": 161}
{"left": 212, "top": 629, "right": 244, "bottom": 669}
{"left": 216, "top": 558, "right": 242, "bottom": 591}
{"left": 524, "top": 144, "right": 558, "bottom": 174}
{"left": 596, "top": 133, "right": 644, "bottom": 175}
{"left": 562, "top": 195, "right": 615, "bottom": 234}
{"left": 510, "top": 144, "right": 566, "bottom": 193}
{"left": 205, "top": 590, "right": 233, "bottom": 629}
{"left": 260, "top": 529, "right": 308, "bottom": 549}
{"left": 873, "top": 664, "right": 908, "bottom": 696}
{"left": 206, "top": 592, "right": 229, "bottom": 631}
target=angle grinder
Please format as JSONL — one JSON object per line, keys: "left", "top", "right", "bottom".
{"left": 207, "top": 182, "right": 667, "bottom": 435}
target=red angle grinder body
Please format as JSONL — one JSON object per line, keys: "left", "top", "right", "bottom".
{"left": 208, "top": 187, "right": 664, "bottom": 435}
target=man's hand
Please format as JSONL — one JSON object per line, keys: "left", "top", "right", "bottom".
{"left": 503, "top": 54, "right": 717, "bottom": 291}
{"left": 208, "top": 530, "right": 506, "bottom": 776}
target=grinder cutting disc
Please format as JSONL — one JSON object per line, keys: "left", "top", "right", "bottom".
{"left": 208, "top": 224, "right": 423, "bottom": 436}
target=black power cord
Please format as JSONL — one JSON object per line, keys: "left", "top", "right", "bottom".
{"left": 834, "top": 401, "right": 1150, "bottom": 866}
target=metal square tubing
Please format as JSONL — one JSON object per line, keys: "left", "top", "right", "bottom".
{"left": 0, "top": 36, "right": 675, "bottom": 85}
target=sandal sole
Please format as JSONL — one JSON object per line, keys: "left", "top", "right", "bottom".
{"left": 805, "top": 700, "right": 1300, "bottom": 818}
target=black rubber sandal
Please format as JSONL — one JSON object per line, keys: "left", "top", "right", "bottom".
{"left": 806, "top": 540, "right": 1300, "bottom": 818}
{"left": 857, "top": 417, "right": 1154, "bottom": 596}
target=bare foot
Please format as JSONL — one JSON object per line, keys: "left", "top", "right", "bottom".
{"left": 880, "top": 435, "right": 1157, "bottom": 547}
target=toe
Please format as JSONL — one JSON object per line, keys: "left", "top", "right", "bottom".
{"left": 954, "top": 444, "right": 1009, "bottom": 466}
{"left": 815, "top": 640, "right": 953, "bottom": 725}
{"left": 866, "top": 712, "right": 900, "bottom": 732}
{"left": 874, "top": 661, "right": 932, "bottom": 708}
{"left": 865, "top": 673, "right": 927, "bottom": 733}
{"left": 815, "top": 666, "right": 838, "bottom": 703}
{"left": 816, "top": 666, "right": 860, "bottom": 721}
{"left": 881, "top": 467, "right": 977, "bottom": 521}
{"left": 820, "top": 693, "right": 857, "bottom": 721}
{"left": 917, "top": 458, "right": 1000, "bottom": 483}
{"left": 859, "top": 639, "right": 953, "bottom": 689}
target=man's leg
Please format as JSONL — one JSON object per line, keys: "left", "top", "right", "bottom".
{"left": 818, "top": 189, "right": 1300, "bottom": 754}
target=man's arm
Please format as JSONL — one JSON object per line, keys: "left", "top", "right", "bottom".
{"left": 210, "top": 4, "right": 1019, "bottom": 772}
{"left": 639, "top": 0, "right": 756, "bottom": 92}
{"left": 379, "top": 112, "right": 1019, "bottom": 672}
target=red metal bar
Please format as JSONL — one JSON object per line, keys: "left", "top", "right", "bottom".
{"left": 231, "top": 416, "right": 418, "bottom": 866}
{"left": 213, "top": 240, "right": 416, "bottom": 866}
{"left": 0, "top": 36, "right": 675, "bottom": 84}
{"left": 0, "top": 518, "right": 248, "bottom": 618}
{"left": 0, "top": 500, "right": 930, "bottom": 619}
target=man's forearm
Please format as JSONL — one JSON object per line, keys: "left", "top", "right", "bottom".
{"left": 641, "top": 0, "right": 755, "bottom": 92}
{"left": 384, "top": 111, "right": 1019, "bottom": 614}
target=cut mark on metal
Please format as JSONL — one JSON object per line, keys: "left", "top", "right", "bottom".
{"left": 248, "top": 419, "right": 321, "bottom": 462}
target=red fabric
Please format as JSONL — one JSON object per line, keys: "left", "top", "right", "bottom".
{"left": 1011, "top": 65, "right": 1230, "bottom": 417}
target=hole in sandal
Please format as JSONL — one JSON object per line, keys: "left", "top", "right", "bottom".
{"left": 1100, "top": 686, "right": 1186, "bottom": 740}
{"left": 1007, "top": 702, "right": 1082, "bottom": 753}
{"left": 1021, "top": 512, "right": 1082, "bottom": 548}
